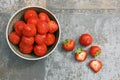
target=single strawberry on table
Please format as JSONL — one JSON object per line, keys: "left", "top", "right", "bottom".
{"left": 63, "top": 39, "right": 75, "bottom": 51}
{"left": 75, "top": 48, "right": 87, "bottom": 62}
{"left": 79, "top": 33, "right": 93, "bottom": 46}
{"left": 89, "top": 60, "right": 103, "bottom": 73}
{"left": 90, "top": 46, "right": 101, "bottom": 57}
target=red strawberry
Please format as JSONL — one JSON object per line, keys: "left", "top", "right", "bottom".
{"left": 48, "top": 20, "right": 59, "bottom": 33}
{"left": 34, "top": 44, "right": 47, "bottom": 57}
{"left": 27, "top": 17, "right": 39, "bottom": 27}
{"left": 63, "top": 39, "right": 75, "bottom": 51}
{"left": 45, "top": 33, "right": 55, "bottom": 46}
{"left": 89, "top": 60, "right": 103, "bottom": 73}
{"left": 79, "top": 33, "right": 93, "bottom": 46}
{"left": 37, "top": 22, "right": 49, "bottom": 34}
{"left": 8, "top": 32, "right": 20, "bottom": 45}
{"left": 35, "top": 34, "right": 46, "bottom": 45}
{"left": 75, "top": 48, "right": 87, "bottom": 62}
{"left": 19, "top": 42, "right": 33, "bottom": 54}
{"left": 14, "top": 21, "right": 26, "bottom": 36}
{"left": 22, "top": 24, "right": 36, "bottom": 37}
{"left": 39, "top": 12, "right": 50, "bottom": 22}
{"left": 90, "top": 46, "right": 101, "bottom": 57}
{"left": 21, "top": 36, "right": 34, "bottom": 46}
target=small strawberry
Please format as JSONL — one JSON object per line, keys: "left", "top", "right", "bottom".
{"left": 90, "top": 46, "right": 101, "bottom": 57}
{"left": 63, "top": 39, "right": 75, "bottom": 51}
{"left": 89, "top": 60, "right": 103, "bottom": 73}
{"left": 79, "top": 33, "right": 93, "bottom": 46}
{"left": 75, "top": 48, "right": 87, "bottom": 62}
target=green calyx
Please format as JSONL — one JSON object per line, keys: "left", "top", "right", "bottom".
{"left": 64, "top": 39, "right": 70, "bottom": 44}
{"left": 95, "top": 52, "right": 100, "bottom": 57}
{"left": 75, "top": 48, "right": 83, "bottom": 54}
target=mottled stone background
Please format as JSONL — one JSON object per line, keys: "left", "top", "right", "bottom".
{"left": 0, "top": 0, "right": 120, "bottom": 80}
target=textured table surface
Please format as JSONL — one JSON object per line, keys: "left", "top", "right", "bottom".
{"left": 0, "top": 0, "right": 120, "bottom": 80}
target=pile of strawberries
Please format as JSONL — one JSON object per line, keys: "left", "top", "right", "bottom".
{"left": 63, "top": 34, "right": 102, "bottom": 73}
{"left": 8, "top": 9, "right": 59, "bottom": 57}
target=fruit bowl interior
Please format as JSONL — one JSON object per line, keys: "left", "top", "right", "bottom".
{"left": 6, "top": 6, "right": 60, "bottom": 60}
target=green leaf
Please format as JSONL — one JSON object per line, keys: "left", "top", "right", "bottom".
{"left": 95, "top": 52, "right": 100, "bottom": 57}
{"left": 75, "top": 48, "right": 83, "bottom": 54}
{"left": 64, "top": 39, "right": 70, "bottom": 44}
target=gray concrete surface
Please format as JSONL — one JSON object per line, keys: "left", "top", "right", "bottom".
{"left": 0, "top": 0, "right": 120, "bottom": 80}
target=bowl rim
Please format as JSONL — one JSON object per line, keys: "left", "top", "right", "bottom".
{"left": 6, "top": 6, "right": 61, "bottom": 60}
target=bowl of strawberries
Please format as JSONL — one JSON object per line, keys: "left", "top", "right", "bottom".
{"left": 6, "top": 6, "right": 60, "bottom": 60}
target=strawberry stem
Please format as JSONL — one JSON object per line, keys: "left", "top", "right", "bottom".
{"left": 95, "top": 52, "right": 100, "bottom": 57}
{"left": 64, "top": 39, "right": 70, "bottom": 44}
{"left": 75, "top": 48, "right": 83, "bottom": 54}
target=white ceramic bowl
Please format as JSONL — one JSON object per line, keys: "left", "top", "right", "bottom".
{"left": 6, "top": 6, "right": 61, "bottom": 60}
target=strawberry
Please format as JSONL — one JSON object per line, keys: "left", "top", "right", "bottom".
{"left": 90, "top": 46, "right": 101, "bottom": 57}
{"left": 75, "top": 48, "right": 87, "bottom": 62}
{"left": 79, "top": 33, "right": 93, "bottom": 46}
{"left": 63, "top": 39, "right": 75, "bottom": 51}
{"left": 89, "top": 60, "right": 103, "bottom": 73}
